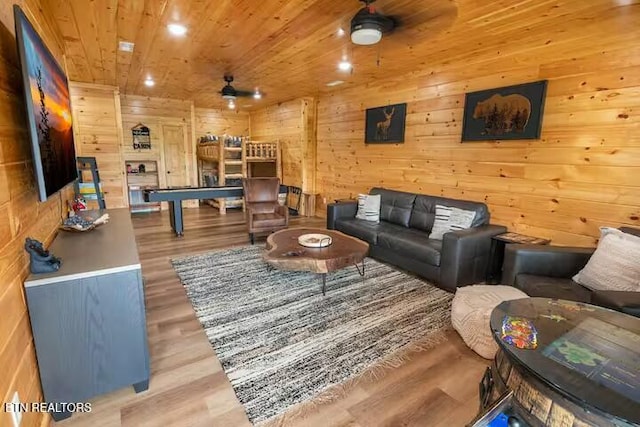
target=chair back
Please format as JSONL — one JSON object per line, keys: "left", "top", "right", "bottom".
{"left": 242, "top": 177, "right": 280, "bottom": 213}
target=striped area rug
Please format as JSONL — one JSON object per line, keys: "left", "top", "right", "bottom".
{"left": 172, "top": 245, "right": 453, "bottom": 424}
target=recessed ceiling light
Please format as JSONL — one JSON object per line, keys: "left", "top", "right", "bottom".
{"left": 338, "top": 60, "right": 352, "bottom": 71}
{"left": 326, "top": 80, "right": 344, "bottom": 87}
{"left": 118, "top": 41, "right": 135, "bottom": 52}
{"left": 337, "top": 27, "right": 345, "bottom": 37}
{"left": 167, "top": 23, "right": 187, "bottom": 36}
{"left": 253, "top": 90, "right": 262, "bottom": 100}
{"left": 144, "top": 77, "right": 155, "bottom": 87}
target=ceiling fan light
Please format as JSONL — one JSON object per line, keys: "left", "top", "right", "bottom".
{"left": 253, "top": 90, "right": 262, "bottom": 99}
{"left": 167, "top": 23, "right": 187, "bottom": 36}
{"left": 228, "top": 100, "right": 236, "bottom": 109}
{"left": 222, "top": 94, "right": 236, "bottom": 100}
{"left": 351, "top": 27, "right": 382, "bottom": 45}
{"left": 338, "top": 60, "right": 352, "bottom": 71}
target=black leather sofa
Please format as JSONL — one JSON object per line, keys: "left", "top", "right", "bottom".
{"left": 502, "top": 227, "right": 640, "bottom": 317}
{"left": 327, "top": 188, "right": 507, "bottom": 292}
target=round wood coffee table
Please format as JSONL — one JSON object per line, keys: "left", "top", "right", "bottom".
{"left": 264, "top": 228, "right": 369, "bottom": 295}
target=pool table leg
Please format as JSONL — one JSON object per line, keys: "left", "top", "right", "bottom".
{"left": 168, "top": 200, "right": 184, "bottom": 236}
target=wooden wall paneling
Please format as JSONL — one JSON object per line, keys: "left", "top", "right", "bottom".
{"left": 70, "top": 82, "right": 127, "bottom": 208}
{"left": 250, "top": 97, "right": 318, "bottom": 215}
{"left": 315, "top": 27, "right": 640, "bottom": 246}
{"left": 250, "top": 98, "right": 305, "bottom": 188}
{"left": 120, "top": 95, "right": 196, "bottom": 208}
{"left": 190, "top": 104, "right": 198, "bottom": 189}
{"left": 193, "top": 107, "right": 250, "bottom": 137}
{"left": 0, "top": 2, "right": 70, "bottom": 426}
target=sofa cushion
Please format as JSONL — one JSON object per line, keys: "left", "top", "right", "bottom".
{"left": 377, "top": 228, "right": 442, "bottom": 266}
{"left": 355, "top": 193, "right": 381, "bottom": 223}
{"left": 335, "top": 218, "right": 406, "bottom": 245}
{"left": 370, "top": 188, "right": 416, "bottom": 227}
{"left": 515, "top": 274, "right": 592, "bottom": 303}
{"left": 573, "top": 227, "right": 640, "bottom": 292}
{"left": 410, "top": 195, "right": 490, "bottom": 232}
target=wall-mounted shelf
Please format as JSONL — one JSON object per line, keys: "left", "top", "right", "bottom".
{"left": 126, "top": 160, "right": 160, "bottom": 213}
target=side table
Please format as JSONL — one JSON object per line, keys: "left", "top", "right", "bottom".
{"left": 487, "top": 232, "right": 550, "bottom": 284}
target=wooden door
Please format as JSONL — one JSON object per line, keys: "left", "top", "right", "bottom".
{"left": 162, "top": 125, "right": 187, "bottom": 187}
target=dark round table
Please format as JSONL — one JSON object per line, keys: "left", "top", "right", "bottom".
{"left": 488, "top": 297, "right": 640, "bottom": 426}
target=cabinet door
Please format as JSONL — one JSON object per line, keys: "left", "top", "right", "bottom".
{"left": 26, "top": 270, "right": 149, "bottom": 402}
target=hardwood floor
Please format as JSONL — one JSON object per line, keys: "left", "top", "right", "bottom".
{"left": 55, "top": 207, "right": 489, "bottom": 427}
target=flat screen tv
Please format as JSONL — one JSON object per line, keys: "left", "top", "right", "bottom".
{"left": 14, "top": 5, "right": 77, "bottom": 202}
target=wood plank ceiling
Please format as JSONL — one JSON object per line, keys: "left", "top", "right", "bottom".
{"left": 42, "top": 0, "right": 637, "bottom": 110}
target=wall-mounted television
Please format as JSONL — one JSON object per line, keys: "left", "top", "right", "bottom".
{"left": 14, "top": 5, "right": 77, "bottom": 202}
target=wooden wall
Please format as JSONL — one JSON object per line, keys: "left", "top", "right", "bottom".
{"left": 69, "top": 90, "right": 244, "bottom": 210}
{"left": 250, "top": 98, "right": 317, "bottom": 193}
{"left": 0, "top": 2, "right": 69, "bottom": 426}
{"left": 70, "top": 83, "right": 127, "bottom": 208}
{"left": 194, "top": 107, "right": 250, "bottom": 137}
{"left": 315, "top": 17, "right": 640, "bottom": 247}
{"left": 120, "top": 94, "right": 195, "bottom": 190}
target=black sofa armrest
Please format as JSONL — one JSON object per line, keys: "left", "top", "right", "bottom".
{"left": 326, "top": 202, "right": 357, "bottom": 229}
{"left": 439, "top": 224, "right": 507, "bottom": 291}
{"left": 591, "top": 291, "right": 640, "bottom": 318}
{"left": 502, "top": 245, "right": 595, "bottom": 286}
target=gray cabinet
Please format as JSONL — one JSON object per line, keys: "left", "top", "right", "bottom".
{"left": 24, "top": 209, "right": 149, "bottom": 421}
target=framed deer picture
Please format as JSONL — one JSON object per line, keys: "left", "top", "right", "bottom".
{"left": 365, "top": 103, "right": 407, "bottom": 144}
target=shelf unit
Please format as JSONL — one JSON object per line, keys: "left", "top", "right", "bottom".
{"left": 126, "top": 160, "right": 160, "bottom": 213}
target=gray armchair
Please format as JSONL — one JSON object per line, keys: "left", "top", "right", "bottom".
{"left": 502, "top": 227, "right": 640, "bottom": 317}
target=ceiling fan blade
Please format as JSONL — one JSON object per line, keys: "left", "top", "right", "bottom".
{"left": 235, "top": 89, "right": 255, "bottom": 97}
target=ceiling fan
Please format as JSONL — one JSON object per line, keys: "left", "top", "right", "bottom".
{"left": 219, "top": 74, "right": 262, "bottom": 101}
{"left": 350, "top": 0, "right": 397, "bottom": 45}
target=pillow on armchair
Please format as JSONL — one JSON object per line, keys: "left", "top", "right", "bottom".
{"left": 573, "top": 227, "right": 640, "bottom": 292}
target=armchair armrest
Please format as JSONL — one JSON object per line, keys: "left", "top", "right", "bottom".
{"left": 326, "top": 202, "right": 357, "bottom": 229}
{"left": 439, "top": 224, "right": 507, "bottom": 291}
{"left": 275, "top": 204, "right": 289, "bottom": 222}
{"left": 591, "top": 291, "right": 640, "bottom": 318}
{"left": 502, "top": 245, "right": 594, "bottom": 286}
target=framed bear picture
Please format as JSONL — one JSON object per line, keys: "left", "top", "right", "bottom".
{"left": 461, "top": 80, "right": 548, "bottom": 141}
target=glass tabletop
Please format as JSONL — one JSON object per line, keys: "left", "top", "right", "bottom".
{"left": 490, "top": 297, "right": 640, "bottom": 424}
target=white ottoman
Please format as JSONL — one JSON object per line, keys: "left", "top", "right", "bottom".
{"left": 451, "top": 285, "right": 528, "bottom": 359}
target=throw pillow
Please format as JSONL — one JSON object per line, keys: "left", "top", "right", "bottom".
{"left": 355, "top": 194, "right": 381, "bottom": 223}
{"left": 430, "top": 205, "right": 477, "bottom": 240}
{"left": 573, "top": 227, "right": 640, "bottom": 292}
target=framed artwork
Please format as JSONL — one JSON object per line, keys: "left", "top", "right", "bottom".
{"left": 461, "top": 80, "right": 548, "bottom": 141}
{"left": 365, "top": 103, "right": 407, "bottom": 144}
{"left": 132, "top": 123, "right": 151, "bottom": 149}
{"left": 14, "top": 5, "right": 77, "bottom": 201}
